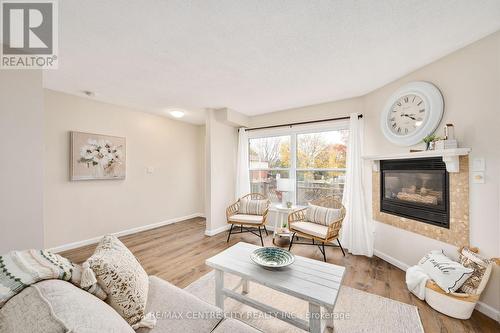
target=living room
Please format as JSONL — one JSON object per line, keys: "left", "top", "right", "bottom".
{"left": 0, "top": 1, "right": 499, "bottom": 333}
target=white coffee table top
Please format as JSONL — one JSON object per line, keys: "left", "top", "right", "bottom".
{"left": 206, "top": 242, "right": 345, "bottom": 308}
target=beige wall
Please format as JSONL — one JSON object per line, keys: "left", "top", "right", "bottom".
{"left": 249, "top": 97, "right": 363, "bottom": 128}
{"left": 204, "top": 109, "right": 238, "bottom": 234}
{"left": 0, "top": 71, "right": 44, "bottom": 253}
{"left": 245, "top": 31, "right": 500, "bottom": 317}
{"left": 44, "top": 90, "right": 204, "bottom": 248}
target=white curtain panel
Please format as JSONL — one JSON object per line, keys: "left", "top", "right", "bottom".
{"left": 340, "top": 114, "right": 374, "bottom": 256}
{"left": 235, "top": 128, "right": 251, "bottom": 199}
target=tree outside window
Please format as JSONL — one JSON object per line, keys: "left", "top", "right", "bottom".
{"left": 249, "top": 129, "right": 348, "bottom": 205}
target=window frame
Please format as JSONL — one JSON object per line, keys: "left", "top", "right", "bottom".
{"left": 248, "top": 121, "right": 349, "bottom": 205}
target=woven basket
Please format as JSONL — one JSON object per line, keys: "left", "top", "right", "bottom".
{"left": 424, "top": 247, "right": 498, "bottom": 319}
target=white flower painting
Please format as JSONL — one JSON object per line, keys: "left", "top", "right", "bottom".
{"left": 71, "top": 132, "right": 126, "bottom": 180}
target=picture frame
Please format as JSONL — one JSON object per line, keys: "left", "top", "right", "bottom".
{"left": 70, "top": 131, "right": 126, "bottom": 180}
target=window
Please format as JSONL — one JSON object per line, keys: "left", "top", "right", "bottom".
{"left": 249, "top": 136, "right": 290, "bottom": 203}
{"left": 249, "top": 127, "right": 348, "bottom": 205}
{"left": 296, "top": 130, "right": 348, "bottom": 205}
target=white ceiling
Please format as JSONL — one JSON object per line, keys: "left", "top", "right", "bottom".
{"left": 43, "top": 1, "right": 500, "bottom": 124}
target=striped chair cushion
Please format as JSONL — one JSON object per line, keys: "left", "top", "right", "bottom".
{"left": 306, "top": 204, "right": 341, "bottom": 226}
{"left": 238, "top": 198, "right": 269, "bottom": 215}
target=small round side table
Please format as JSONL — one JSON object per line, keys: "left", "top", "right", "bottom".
{"left": 272, "top": 204, "right": 301, "bottom": 246}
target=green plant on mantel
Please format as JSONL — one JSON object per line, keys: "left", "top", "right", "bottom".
{"left": 422, "top": 134, "right": 442, "bottom": 150}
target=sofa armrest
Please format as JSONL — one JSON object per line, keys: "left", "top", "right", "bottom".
{"left": 140, "top": 276, "right": 224, "bottom": 333}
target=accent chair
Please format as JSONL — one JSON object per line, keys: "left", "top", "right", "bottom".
{"left": 226, "top": 193, "right": 270, "bottom": 246}
{"left": 288, "top": 195, "right": 346, "bottom": 261}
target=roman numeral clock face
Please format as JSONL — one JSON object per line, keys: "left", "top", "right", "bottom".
{"left": 388, "top": 94, "right": 425, "bottom": 135}
{"left": 381, "top": 81, "right": 444, "bottom": 146}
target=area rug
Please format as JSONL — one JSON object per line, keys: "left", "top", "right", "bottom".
{"left": 185, "top": 271, "right": 424, "bottom": 333}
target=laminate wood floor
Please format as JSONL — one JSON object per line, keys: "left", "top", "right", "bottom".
{"left": 61, "top": 217, "right": 499, "bottom": 333}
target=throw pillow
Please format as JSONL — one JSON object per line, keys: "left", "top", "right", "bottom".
{"left": 306, "top": 204, "right": 341, "bottom": 226}
{"left": 418, "top": 250, "right": 473, "bottom": 293}
{"left": 82, "top": 235, "right": 152, "bottom": 329}
{"left": 458, "top": 248, "right": 492, "bottom": 295}
{"left": 0, "top": 249, "right": 105, "bottom": 308}
{"left": 238, "top": 198, "right": 269, "bottom": 215}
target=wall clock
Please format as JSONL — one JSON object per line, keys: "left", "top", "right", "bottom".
{"left": 380, "top": 81, "right": 444, "bottom": 146}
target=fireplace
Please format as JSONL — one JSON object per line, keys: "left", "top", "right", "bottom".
{"left": 380, "top": 157, "right": 450, "bottom": 228}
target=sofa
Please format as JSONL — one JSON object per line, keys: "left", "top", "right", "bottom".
{"left": 0, "top": 275, "right": 260, "bottom": 333}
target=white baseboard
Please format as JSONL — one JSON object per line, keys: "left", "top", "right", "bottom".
{"left": 204, "top": 224, "right": 231, "bottom": 236}
{"left": 475, "top": 301, "right": 500, "bottom": 323}
{"left": 49, "top": 213, "right": 204, "bottom": 253}
{"left": 374, "top": 248, "right": 500, "bottom": 322}
{"left": 373, "top": 249, "right": 410, "bottom": 271}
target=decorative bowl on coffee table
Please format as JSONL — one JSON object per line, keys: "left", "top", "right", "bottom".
{"left": 250, "top": 247, "right": 295, "bottom": 269}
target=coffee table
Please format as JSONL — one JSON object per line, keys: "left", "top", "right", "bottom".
{"left": 206, "top": 242, "right": 345, "bottom": 333}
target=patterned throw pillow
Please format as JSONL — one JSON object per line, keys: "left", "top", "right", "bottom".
{"left": 83, "top": 235, "right": 150, "bottom": 328}
{"left": 458, "top": 248, "right": 492, "bottom": 295}
{"left": 306, "top": 204, "right": 341, "bottom": 226}
{"left": 418, "top": 250, "right": 473, "bottom": 293}
{"left": 0, "top": 249, "right": 105, "bottom": 308}
{"left": 238, "top": 198, "right": 269, "bottom": 215}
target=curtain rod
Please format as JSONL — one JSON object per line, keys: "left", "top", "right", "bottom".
{"left": 245, "top": 114, "right": 363, "bottom": 132}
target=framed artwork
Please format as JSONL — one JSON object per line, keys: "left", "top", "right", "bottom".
{"left": 70, "top": 131, "right": 126, "bottom": 180}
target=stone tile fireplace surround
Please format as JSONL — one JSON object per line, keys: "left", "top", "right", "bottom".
{"left": 366, "top": 151, "right": 470, "bottom": 247}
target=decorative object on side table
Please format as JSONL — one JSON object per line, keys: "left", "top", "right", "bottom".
{"left": 250, "top": 247, "right": 295, "bottom": 269}
{"left": 71, "top": 131, "right": 126, "bottom": 180}
{"left": 272, "top": 204, "right": 300, "bottom": 246}
{"left": 276, "top": 176, "right": 294, "bottom": 207}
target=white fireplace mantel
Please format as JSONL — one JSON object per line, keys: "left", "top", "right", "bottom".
{"left": 363, "top": 148, "right": 471, "bottom": 173}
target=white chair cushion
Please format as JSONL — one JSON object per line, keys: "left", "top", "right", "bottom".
{"left": 229, "top": 214, "right": 263, "bottom": 224}
{"left": 291, "top": 221, "right": 329, "bottom": 239}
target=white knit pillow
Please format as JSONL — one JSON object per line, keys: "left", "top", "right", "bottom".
{"left": 238, "top": 198, "right": 269, "bottom": 215}
{"left": 306, "top": 204, "right": 341, "bottom": 226}
{"left": 81, "top": 235, "right": 154, "bottom": 329}
{"left": 418, "top": 250, "right": 473, "bottom": 293}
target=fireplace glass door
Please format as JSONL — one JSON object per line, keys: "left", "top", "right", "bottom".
{"left": 384, "top": 171, "right": 445, "bottom": 209}
{"left": 380, "top": 158, "right": 450, "bottom": 228}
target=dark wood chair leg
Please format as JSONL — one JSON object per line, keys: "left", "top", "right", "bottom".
{"left": 337, "top": 239, "right": 346, "bottom": 256}
{"left": 258, "top": 226, "right": 264, "bottom": 246}
{"left": 288, "top": 232, "right": 296, "bottom": 251}
{"left": 263, "top": 225, "right": 269, "bottom": 236}
{"left": 227, "top": 224, "right": 233, "bottom": 243}
{"left": 322, "top": 242, "right": 327, "bottom": 262}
